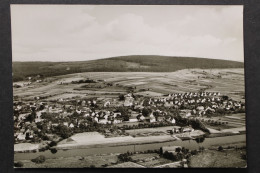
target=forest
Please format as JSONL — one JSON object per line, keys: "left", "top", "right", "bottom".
{"left": 12, "top": 55, "right": 244, "bottom": 82}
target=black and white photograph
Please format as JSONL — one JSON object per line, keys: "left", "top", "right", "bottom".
{"left": 11, "top": 5, "right": 246, "bottom": 168}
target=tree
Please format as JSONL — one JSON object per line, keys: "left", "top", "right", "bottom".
{"left": 14, "top": 161, "right": 24, "bottom": 167}
{"left": 175, "top": 147, "right": 181, "bottom": 153}
{"left": 117, "top": 107, "right": 130, "bottom": 121}
{"left": 50, "top": 148, "right": 58, "bottom": 154}
{"left": 49, "top": 141, "right": 57, "bottom": 147}
{"left": 191, "top": 150, "right": 198, "bottom": 155}
{"left": 26, "top": 112, "right": 36, "bottom": 123}
{"left": 153, "top": 111, "right": 160, "bottom": 121}
{"left": 55, "top": 124, "right": 72, "bottom": 139}
{"left": 195, "top": 136, "right": 205, "bottom": 144}
{"left": 222, "top": 95, "right": 229, "bottom": 100}
{"left": 119, "top": 94, "right": 125, "bottom": 101}
{"left": 218, "top": 146, "right": 223, "bottom": 151}
{"left": 118, "top": 153, "right": 132, "bottom": 162}
{"left": 143, "top": 98, "right": 150, "bottom": 107}
{"left": 142, "top": 108, "right": 151, "bottom": 117}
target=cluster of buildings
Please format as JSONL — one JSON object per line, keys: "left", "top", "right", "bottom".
{"left": 147, "top": 92, "right": 244, "bottom": 117}
{"left": 13, "top": 90, "right": 244, "bottom": 143}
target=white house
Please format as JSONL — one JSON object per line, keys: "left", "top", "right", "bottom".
{"left": 98, "top": 119, "right": 108, "bottom": 124}
{"left": 69, "top": 123, "right": 75, "bottom": 128}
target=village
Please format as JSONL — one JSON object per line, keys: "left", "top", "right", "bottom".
{"left": 13, "top": 75, "right": 245, "bottom": 147}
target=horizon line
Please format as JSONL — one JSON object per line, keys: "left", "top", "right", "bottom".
{"left": 12, "top": 55, "right": 244, "bottom": 63}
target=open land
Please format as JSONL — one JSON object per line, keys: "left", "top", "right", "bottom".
{"left": 189, "top": 148, "right": 247, "bottom": 168}
{"left": 13, "top": 68, "right": 245, "bottom": 102}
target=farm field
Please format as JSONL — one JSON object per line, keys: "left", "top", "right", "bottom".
{"left": 16, "top": 154, "right": 118, "bottom": 168}
{"left": 13, "top": 68, "right": 245, "bottom": 102}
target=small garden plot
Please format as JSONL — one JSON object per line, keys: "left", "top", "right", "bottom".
{"left": 126, "top": 126, "right": 173, "bottom": 136}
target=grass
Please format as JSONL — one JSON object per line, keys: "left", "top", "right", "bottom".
{"left": 189, "top": 148, "right": 247, "bottom": 168}
{"left": 17, "top": 154, "right": 118, "bottom": 168}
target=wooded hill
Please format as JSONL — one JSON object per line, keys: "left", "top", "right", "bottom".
{"left": 12, "top": 55, "right": 244, "bottom": 82}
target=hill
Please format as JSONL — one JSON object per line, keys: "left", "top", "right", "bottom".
{"left": 12, "top": 55, "right": 244, "bottom": 82}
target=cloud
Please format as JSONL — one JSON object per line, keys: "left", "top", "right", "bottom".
{"left": 11, "top": 5, "right": 244, "bottom": 62}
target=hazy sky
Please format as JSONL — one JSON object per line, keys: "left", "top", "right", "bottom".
{"left": 11, "top": 5, "right": 244, "bottom": 62}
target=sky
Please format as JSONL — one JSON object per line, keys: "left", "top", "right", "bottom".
{"left": 11, "top": 5, "right": 244, "bottom": 62}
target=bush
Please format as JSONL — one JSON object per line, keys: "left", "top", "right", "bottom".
{"left": 118, "top": 153, "right": 132, "bottom": 162}
{"left": 218, "top": 146, "right": 223, "bottom": 151}
{"left": 31, "top": 155, "right": 46, "bottom": 164}
{"left": 191, "top": 150, "right": 198, "bottom": 155}
{"left": 49, "top": 141, "right": 57, "bottom": 147}
{"left": 50, "top": 148, "right": 58, "bottom": 154}
{"left": 14, "top": 161, "right": 23, "bottom": 167}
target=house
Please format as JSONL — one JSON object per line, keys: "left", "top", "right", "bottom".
{"left": 113, "top": 119, "right": 122, "bottom": 124}
{"left": 17, "top": 133, "right": 26, "bottom": 141}
{"left": 84, "top": 113, "right": 90, "bottom": 117}
{"left": 185, "top": 112, "right": 192, "bottom": 117}
{"left": 157, "top": 116, "right": 165, "bottom": 122}
{"left": 98, "top": 119, "right": 108, "bottom": 124}
{"left": 52, "top": 123, "right": 59, "bottom": 127}
{"left": 171, "top": 118, "right": 176, "bottom": 124}
{"left": 139, "top": 115, "right": 145, "bottom": 121}
{"left": 63, "top": 122, "right": 69, "bottom": 127}
{"left": 145, "top": 113, "right": 156, "bottom": 123}
{"left": 104, "top": 101, "right": 111, "bottom": 107}
{"left": 69, "top": 123, "right": 75, "bottom": 128}
{"left": 129, "top": 117, "right": 138, "bottom": 122}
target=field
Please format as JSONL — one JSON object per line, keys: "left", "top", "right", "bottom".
{"left": 189, "top": 148, "right": 247, "bottom": 168}
{"left": 16, "top": 154, "right": 118, "bottom": 168}
{"left": 13, "top": 68, "right": 245, "bottom": 102}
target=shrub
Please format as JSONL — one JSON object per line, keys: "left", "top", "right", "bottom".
{"left": 31, "top": 155, "right": 46, "bottom": 164}
{"left": 191, "top": 150, "right": 198, "bottom": 155}
{"left": 50, "top": 148, "right": 58, "bottom": 154}
{"left": 49, "top": 141, "right": 57, "bottom": 147}
{"left": 218, "top": 146, "right": 223, "bottom": 151}
{"left": 14, "top": 161, "right": 23, "bottom": 168}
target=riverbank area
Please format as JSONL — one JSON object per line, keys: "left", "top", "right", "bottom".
{"left": 55, "top": 132, "right": 177, "bottom": 150}
{"left": 14, "top": 127, "right": 245, "bottom": 153}
{"left": 55, "top": 130, "right": 206, "bottom": 150}
{"left": 14, "top": 139, "right": 246, "bottom": 168}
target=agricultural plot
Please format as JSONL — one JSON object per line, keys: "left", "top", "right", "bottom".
{"left": 13, "top": 68, "right": 245, "bottom": 104}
